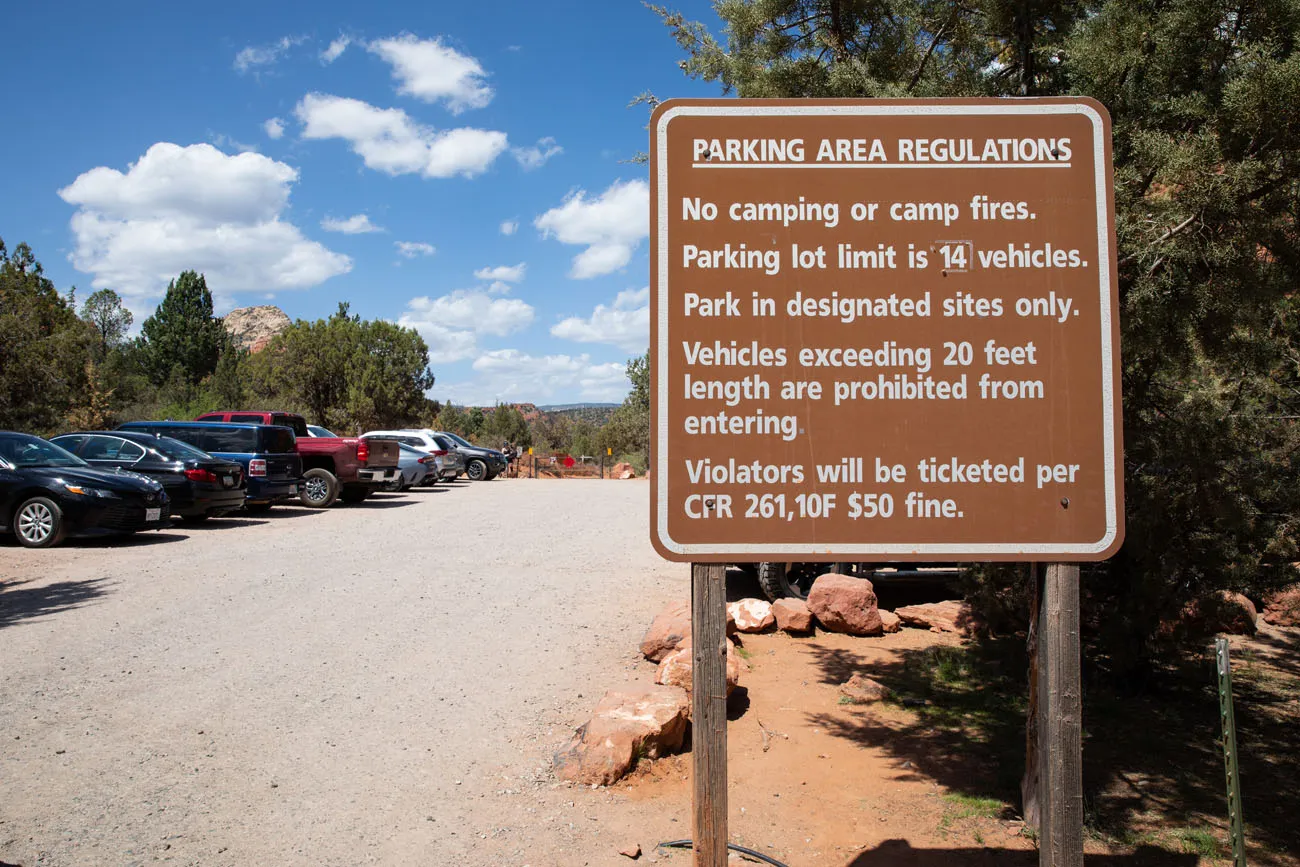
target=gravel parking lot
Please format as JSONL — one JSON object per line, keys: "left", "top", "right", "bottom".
{"left": 1, "top": 480, "right": 683, "bottom": 867}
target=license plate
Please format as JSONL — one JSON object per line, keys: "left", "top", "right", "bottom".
{"left": 222, "top": 475, "right": 234, "bottom": 488}
{"left": 145, "top": 508, "right": 161, "bottom": 522}
{"left": 289, "top": 485, "right": 298, "bottom": 494}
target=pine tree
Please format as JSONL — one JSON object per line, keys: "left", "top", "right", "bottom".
{"left": 139, "top": 271, "right": 228, "bottom": 386}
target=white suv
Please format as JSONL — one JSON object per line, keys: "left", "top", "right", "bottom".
{"left": 360, "top": 430, "right": 460, "bottom": 480}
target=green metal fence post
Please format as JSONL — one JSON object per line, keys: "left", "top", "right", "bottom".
{"left": 1215, "top": 637, "right": 1248, "bottom": 867}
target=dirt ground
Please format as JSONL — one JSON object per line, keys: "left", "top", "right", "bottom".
{"left": 2, "top": 478, "right": 1296, "bottom": 866}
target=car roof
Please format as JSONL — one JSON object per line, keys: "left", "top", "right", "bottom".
{"left": 56, "top": 430, "right": 164, "bottom": 445}
{"left": 120, "top": 420, "right": 284, "bottom": 431}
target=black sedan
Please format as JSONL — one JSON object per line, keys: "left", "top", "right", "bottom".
{"left": 50, "top": 431, "right": 245, "bottom": 521}
{"left": 0, "top": 432, "right": 171, "bottom": 548}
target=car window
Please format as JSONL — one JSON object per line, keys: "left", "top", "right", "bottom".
{"left": 151, "top": 436, "right": 212, "bottom": 461}
{"left": 259, "top": 427, "right": 297, "bottom": 454}
{"left": 158, "top": 426, "right": 257, "bottom": 453}
{"left": 230, "top": 414, "right": 264, "bottom": 424}
{"left": 272, "top": 414, "right": 309, "bottom": 437}
{"left": 81, "top": 435, "right": 144, "bottom": 462}
{"left": 50, "top": 434, "right": 89, "bottom": 454}
{"left": 307, "top": 425, "right": 337, "bottom": 438}
{"left": 433, "top": 435, "right": 454, "bottom": 450}
{"left": 0, "top": 433, "right": 88, "bottom": 468}
{"left": 444, "top": 432, "right": 473, "bottom": 448}
{"left": 196, "top": 413, "right": 226, "bottom": 422}
{"left": 399, "top": 436, "right": 426, "bottom": 447}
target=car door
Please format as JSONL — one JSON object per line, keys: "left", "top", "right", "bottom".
{"left": 0, "top": 453, "right": 22, "bottom": 528}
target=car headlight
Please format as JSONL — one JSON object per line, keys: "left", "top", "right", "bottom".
{"left": 64, "top": 484, "right": 119, "bottom": 498}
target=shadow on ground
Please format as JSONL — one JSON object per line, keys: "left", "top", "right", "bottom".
{"left": 846, "top": 840, "right": 1198, "bottom": 865}
{"left": 804, "top": 631, "right": 1300, "bottom": 861}
{"left": 0, "top": 577, "right": 113, "bottom": 629}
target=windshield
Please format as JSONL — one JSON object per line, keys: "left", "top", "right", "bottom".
{"left": 307, "top": 425, "right": 337, "bottom": 438}
{"left": 443, "top": 432, "right": 473, "bottom": 448}
{"left": 152, "top": 436, "right": 213, "bottom": 461}
{"left": 0, "top": 433, "right": 88, "bottom": 468}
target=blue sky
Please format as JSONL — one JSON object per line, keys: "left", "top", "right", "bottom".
{"left": 0, "top": 0, "right": 722, "bottom": 405}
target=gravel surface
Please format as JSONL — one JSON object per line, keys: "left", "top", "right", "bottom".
{"left": 0, "top": 480, "right": 684, "bottom": 866}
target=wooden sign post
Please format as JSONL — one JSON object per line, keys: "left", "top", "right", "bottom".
{"left": 649, "top": 98, "right": 1122, "bottom": 867}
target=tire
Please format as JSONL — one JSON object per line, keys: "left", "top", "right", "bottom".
{"left": 466, "top": 459, "right": 488, "bottom": 481}
{"left": 757, "top": 561, "right": 822, "bottom": 601}
{"left": 300, "top": 468, "right": 340, "bottom": 509}
{"left": 339, "top": 488, "right": 371, "bottom": 504}
{"left": 245, "top": 502, "right": 273, "bottom": 514}
{"left": 13, "top": 496, "right": 66, "bottom": 548}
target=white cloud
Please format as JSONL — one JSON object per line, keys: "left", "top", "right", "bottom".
{"left": 511, "top": 136, "right": 562, "bottom": 170}
{"left": 295, "top": 93, "right": 508, "bottom": 178}
{"left": 397, "top": 290, "right": 535, "bottom": 363}
{"left": 534, "top": 179, "right": 649, "bottom": 278}
{"left": 58, "top": 142, "right": 350, "bottom": 304}
{"left": 367, "top": 34, "right": 493, "bottom": 113}
{"left": 440, "top": 350, "right": 630, "bottom": 405}
{"left": 321, "top": 214, "right": 383, "bottom": 234}
{"left": 472, "top": 262, "right": 525, "bottom": 283}
{"left": 499, "top": 219, "right": 518, "bottom": 236}
{"left": 234, "top": 35, "right": 307, "bottom": 74}
{"left": 321, "top": 35, "right": 351, "bottom": 64}
{"left": 209, "top": 133, "right": 258, "bottom": 154}
{"left": 551, "top": 286, "right": 649, "bottom": 353}
{"left": 396, "top": 241, "right": 436, "bottom": 258}
{"left": 263, "top": 117, "right": 285, "bottom": 140}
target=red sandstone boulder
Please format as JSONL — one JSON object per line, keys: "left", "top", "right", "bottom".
{"left": 895, "top": 600, "right": 975, "bottom": 636}
{"left": 727, "top": 598, "right": 775, "bottom": 633}
{"left": 879, "top": 609, "right": 902, "bottom": 634}
{"left": 772, "top": 597, "right": 814, "bottom": 633}
{"left": 807, "top": 574, "right": 883, "bottom": 636}
{"left": 655, "top": 637, "right": 741, "bottom": 697}
{"left": 553, "top": 685, "right": 690, "bottom": 785}
{"left": 640, "top": 601, "right": 691, "bottom": 661}
{"left": 1263, "top": 584, "right": 1300, "bottom": 627}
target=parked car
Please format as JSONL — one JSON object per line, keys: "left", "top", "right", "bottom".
{"left": 432, "top": 430, "right": 508, "bottom": 481}
{"left": 0, "top": 431, "right": 170, "bottom": 548}
{"left": 118, "top": 421, "right": 302, "bottom": 513}
{"left": 195, "top": 412, "right": 401, "bottom": 508}
{"left": 359, "top": 430, "right": 461, "bottom": 482}
{"left": 387, "top": 443, "right": 435, "bottom": 491}
{"left": 50, "top": 431, "right": 245, "bottom": 522}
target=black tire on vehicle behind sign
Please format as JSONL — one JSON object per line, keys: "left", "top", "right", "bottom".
{"left": 300, "top": 468, "right": 340, "bottom": 509}
{"left": 757, "top": 561, "right": 823, "bottom": 601}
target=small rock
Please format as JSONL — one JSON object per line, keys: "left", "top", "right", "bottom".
{"left": 839, "top": 673, "right": 891, "bottom": 704}
{"left": 879, "top": 609, "right": 901, "bottom": 633}
{"left": 619, "top": 842, "right": 642, "bottom": 859}
{"left": 772, "top": 598, "right": 814, "bottom": 633}
{"left": 640, "top": 601, "right": 691, "bottom": 662}
{"left": 727, "top": 598, "right": 775, "bottom": 633}
{"left": 895, "top": 600, "right": 976, "bottom": 635}
{"left": 807, "top": 574, "right": 883, "bottom": 635}
{"left": 553, "top": 686, "right": 690, "bottom": 786}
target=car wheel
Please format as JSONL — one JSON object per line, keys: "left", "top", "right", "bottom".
{"left": 300, "top": 468, "right": 340, "bottom": 508}
{"left": 14, "top": 496, "right": 66, "bottom": 548}
{"left": 466, "top": 459, "right": 488, "bottom": 481}
{"left": 757, "top": 562, "right": 822, "bottom": 601}
{"left": 339, "top": 488, "right": 371, "bottom": 504}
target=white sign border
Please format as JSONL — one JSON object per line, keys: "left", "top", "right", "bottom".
{"left": 654, "top": 101, "right": 1119, "bottom": 558}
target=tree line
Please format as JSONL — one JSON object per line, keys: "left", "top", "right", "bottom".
{"left": 0, "top": 237, "right": 650, "bottom": 464}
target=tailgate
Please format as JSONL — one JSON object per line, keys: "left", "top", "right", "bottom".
{"left": 364, "top": 438, "right": 401, "bottom": 468}
{"left": 266, "top": 454, "right": 302, "bottom": 480}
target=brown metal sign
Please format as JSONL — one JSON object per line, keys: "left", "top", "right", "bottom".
{"left": 650, "top": 98, "right": 1123, "bottom": 563}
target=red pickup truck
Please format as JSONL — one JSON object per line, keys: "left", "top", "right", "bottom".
{"left": 194, "top": 411, "right": 400, "bottom": 508}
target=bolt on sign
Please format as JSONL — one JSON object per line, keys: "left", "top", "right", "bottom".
{"left": 650, "top": 99, "right": 1123, "bottom": 563}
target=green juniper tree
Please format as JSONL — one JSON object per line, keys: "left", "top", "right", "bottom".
{"left": 138, "top": 271, "right": 228, "bottom": 386}
{"left": 651, "top": 0, "right": 1300, "bottom": 674}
